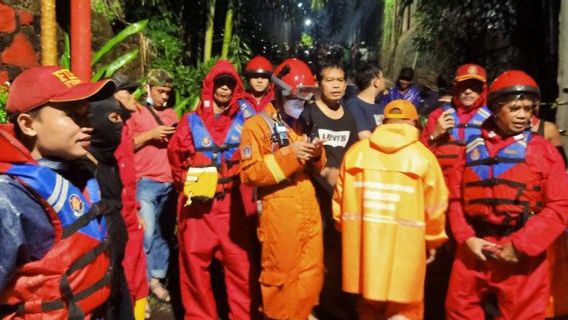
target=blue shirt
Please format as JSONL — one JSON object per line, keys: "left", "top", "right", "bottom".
{"left": 345, "top": 96, "right": 385, "bottom": 133}
{"left": 382, "top": 84, "right": 422, "bottom": 110}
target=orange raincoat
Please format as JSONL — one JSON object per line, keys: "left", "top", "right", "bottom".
{"left": 240, "top": 103, "right": 326, "bottom": 320}
{"left": 333, "top": 124, "right": 448, "bottom": 308}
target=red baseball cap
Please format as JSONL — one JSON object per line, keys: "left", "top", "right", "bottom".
{"left": 455, "top": 64, "right": 487, "bottom": 83}
{"left": 7, "top": 66, "right": 115, "bottom": 114}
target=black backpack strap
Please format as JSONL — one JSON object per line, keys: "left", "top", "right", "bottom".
{"left": 145, "top": 104, "right": 165, "bottom": 126}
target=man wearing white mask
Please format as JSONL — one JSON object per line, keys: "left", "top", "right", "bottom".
{"left": 239, "top": 58, "right": 326, "bottom": 320}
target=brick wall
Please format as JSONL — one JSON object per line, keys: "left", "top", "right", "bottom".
{"left": 0, "top": 0, "right": 39, "bottom": 85}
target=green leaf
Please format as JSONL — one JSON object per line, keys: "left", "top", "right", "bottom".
{"left": 92, "top": 49, "right": 139, "bottom": 81}
{"left": 60, "top": 33, "right": 71, "bottom": 69}
{"left": 92, "top": 19, "right": 148, "bottom": 66}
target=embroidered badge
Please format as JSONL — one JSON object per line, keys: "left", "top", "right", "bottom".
{"left": 243, "top": 109, "right": 252, "bottom": 119}
{"left": 241, "top": 145, "right": 252, "bottom": 159}
{"left": 202, "top": 136, "right": 212, "bottom": 147}
{"left": 69, "top": 194, "right": 85, "bottom": 217}
{"left": 471, "top": 148, "right": 481, "bottom": 161}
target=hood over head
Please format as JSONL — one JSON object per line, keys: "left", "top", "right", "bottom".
{"left": 197, "top": 60, "right": 244, "bottom": 120}
{"left": 370, "top": 123, "right": 419, "bottom": 154}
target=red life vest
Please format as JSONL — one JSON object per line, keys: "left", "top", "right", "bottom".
{"left": 0, "top": 128, "right": 110, "bottom": 320}
{"left": 462, "top": 131, "right": 543, "bottom": 234}
{"left": 434, "top": 104, "right": 491, "bottom": 172}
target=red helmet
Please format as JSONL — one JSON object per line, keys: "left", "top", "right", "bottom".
{"left": 272, "top": 58, "right": 319, "bottom": 100}
{"left": 245, "top": 56, "right": 273, "bottom": 77}
{"left": 488, "top": 70, "right": 540, "bottom": 106}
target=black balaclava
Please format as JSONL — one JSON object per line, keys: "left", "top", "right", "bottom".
{"left": 88, "top": 97, "right": 130, "bottom": 164}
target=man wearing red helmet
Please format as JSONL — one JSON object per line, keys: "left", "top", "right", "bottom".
{"left": 445, "top": 70, "right": 568, "bottom": 319}
{"left": 243, "top": 56, "right": 275, "bottom": 112}
{"left": 239, "top": 58, "right": 326, "bottom": 319}
{"left": 168, "top": 60, "right": 257, "bottom": 319}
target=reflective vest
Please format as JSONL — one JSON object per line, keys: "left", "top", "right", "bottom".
{"left": 435, "top": 104, "right": 491, "bottom": 170}
{"left": 0, "top": 163, "right": 110, "bottom": 320}
{"left": 187, "top": 101, "right": 255, "bottom": 198}
{"left": 462, "top": 131, "right": 543, "bottom": 232}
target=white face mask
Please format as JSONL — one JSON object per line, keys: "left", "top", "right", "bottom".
{"left": 283, "top": 99, "right": 306, "bottom": 119}
{"left": 145, "top": 96, "right": 154, "bottom": 106}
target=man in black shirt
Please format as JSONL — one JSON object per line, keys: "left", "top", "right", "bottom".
{"left": 303, "top": 60, "right": 358, "bottom": 320}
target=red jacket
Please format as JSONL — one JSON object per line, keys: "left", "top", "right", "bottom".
{"left": 243, "top": 87, "right": 274, "bottom": 112}
{"left": 168, "top": 60, "right": 256, "bottom": 214}
{"left": 448, "top": 122, "right": 568, "bottom": 257}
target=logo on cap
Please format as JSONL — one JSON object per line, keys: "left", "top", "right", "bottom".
{"left": 467, "top": 65, "right": 478, "bottom": 76}
{"left": 52, "top": 69, "right": 82, "bottom": 88}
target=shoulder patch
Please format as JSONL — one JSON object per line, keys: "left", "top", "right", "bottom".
{"left": 241, "top": 145, "right": 252, "bottom": 160}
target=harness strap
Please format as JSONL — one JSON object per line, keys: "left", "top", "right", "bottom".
{"left": 0, "top": 272, "right": 111, "bottom": 317}
{"left": 62, "top": 202, "right": 108, "bottom": 239}
{"left": 467, "top": 198, "right": 529, "bottom": 206}
{"left": 464, "top": 178, "right": 526, "bottom": 189}
{"left": 455, "top": 123, "right": 483, "bottom": 129}
{"left": 466, "top": 156, "right": 525, "bottom": 167}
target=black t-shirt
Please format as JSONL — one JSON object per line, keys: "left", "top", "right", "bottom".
{"left": 302, "top": 102, "right": 358, "bottom": 169}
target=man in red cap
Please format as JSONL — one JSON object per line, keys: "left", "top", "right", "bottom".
{"left": 420, "top": 63, "right": 490, "bottom": 318}
{"left": 0, "top": 66, "right": 115, "bottom": 318}
{"left": 445, "top": 70, "right": 568, "bottom": 319}
{"left": 243, "top": 56, "right": 274, "bottom": 112}
{"left": 168, "top": 60, "right": 257, "bottom": 319}
{"left": 239, "top": 58, "right": 326, "bottom": 319}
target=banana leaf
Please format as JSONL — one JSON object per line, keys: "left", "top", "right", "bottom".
{"left": 92, "top": 49, "right": 139, "bottom": 81}
{"left": 59, "top": 33, "right": 71, "bottom": 69}
{"left": 91, "top": 20, "right": 148, "bottom": 67}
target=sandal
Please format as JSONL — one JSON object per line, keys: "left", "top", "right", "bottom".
{"left": 150, "top": 278, "right": 171, "bottom": 302}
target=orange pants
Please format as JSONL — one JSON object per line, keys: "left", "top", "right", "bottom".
{"left": 258, "top": 196, "right": 324, "bottom": 320}
{"left": 357, "top": 298, "right": 423, "bottom": 320}
{"left": 546, "top": 232, "right": 568, "bottom": 317}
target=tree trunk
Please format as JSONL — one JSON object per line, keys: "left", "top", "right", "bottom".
{"left": 557, "top": 0, "right": 568, "bottom": 159}
{"left": 204, "top": 0, "right": 216, "bottom": 63}
{"left": 41, "top": 0, "right": 57, "bottom": 65}
{"left": 221, "top": 0, "right": 233, "bottom": 59}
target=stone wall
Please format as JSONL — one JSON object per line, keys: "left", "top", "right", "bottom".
{"left": 0, "top": 0, "right": 39, "bottom": 84}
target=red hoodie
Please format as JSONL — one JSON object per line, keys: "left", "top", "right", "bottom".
{"left": 168, "top": 59, "right": 245, "bottom": 187}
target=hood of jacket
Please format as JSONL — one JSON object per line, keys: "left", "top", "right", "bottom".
{"left": 0, "top": 124, "right": 36, "bottom": 166}
{"left": 197, "top": 60, "right": 244, "bottom": 121}
{"left": 370, "top": 123, "right": 419, "bottom": 154}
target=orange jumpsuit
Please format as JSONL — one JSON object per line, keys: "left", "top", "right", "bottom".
{"left": 240, "top": 103, "right": 326, "bottom": 320}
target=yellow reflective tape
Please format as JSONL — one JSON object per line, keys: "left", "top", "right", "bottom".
{"left": 264, "top": 154, "right": 286, "bottom": 183}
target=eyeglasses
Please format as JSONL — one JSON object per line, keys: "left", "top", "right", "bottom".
{"left": 293, "top": 86, "right": 320, "bottom": 101}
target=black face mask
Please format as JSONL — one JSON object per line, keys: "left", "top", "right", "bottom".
{"left": 88, "top": 97, "right": 125, "bottom": 163}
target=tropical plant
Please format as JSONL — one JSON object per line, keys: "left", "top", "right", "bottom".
{"left": 59, "top": 20, "right": 147, "bottom": 81}
{"left": 0, "top": 87, "right": 8, "bottom": 124}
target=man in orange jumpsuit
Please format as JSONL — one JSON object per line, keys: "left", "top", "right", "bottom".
{"left": 333, "top": 99, "right": 448, "bottom": 320}
{"left": 445, "top": 70, "right": 568, "bottom": 319}
{"left": 240, "top": 58, "right": 326, "bottom": 320}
